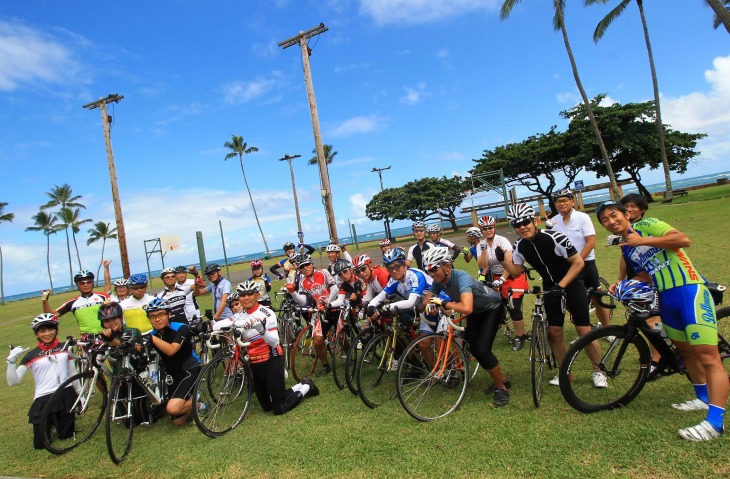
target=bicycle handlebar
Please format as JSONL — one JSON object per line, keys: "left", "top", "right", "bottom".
{"left": 587, "top": 288, "right": 618, "bottom": 310}
{"left": 446, "top": 314, "right": 465, "bottom": 332}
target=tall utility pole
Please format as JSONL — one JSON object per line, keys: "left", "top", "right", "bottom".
{"left": 82, "top": 94, "right": 130, "bottom": 278}
{"left": 279, "top": 23, "right": 338, "bottom": 243}
{"left": 278, "top": 154, "right": 304, "bottom": 244}
{"left": 371, "top": 166, "right": 393, "bottom": 241}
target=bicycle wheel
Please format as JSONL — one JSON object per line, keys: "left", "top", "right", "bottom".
{"left": 595, "top": 277, "right": 615, "bottom": 325}
{"left": 357, "top": 331, "right": 400, "bottom": 409}
{"left": 291, "top": 325, "right": 318, "bottom": 381}
{"left": 330, "top": 325, "right": 353, "bottom": 390}
{"left": 530, "top": 316, "right": 548, "bottom": 408}
{"left": 41, "top": 370, "right": 108, "bottom": 455}
{"left": 105, "top": 373, "right": 135, "bottom": 465}
{"left": 192, "top": 353, "right": 252, "bottom": 437}
{"left": 281, "top": 317, "right": 297, "bottom": 370}
{"left": 397, "top": 334, "right": 468, "bottom": 421}
{"left": 559, "top": 325, "right": 651, "bottom": 413}
{"left": 345, "top": 327, "right": 375, "bottom": 396}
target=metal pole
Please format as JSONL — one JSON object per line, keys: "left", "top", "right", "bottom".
{"left": 371, "top": 166, "right": 392, "bottom": 240}
{"left": 219, "top": 220, "right": 230, "bottom": 280}
{"left": 196, "top": 231, "right": 207, "bottom": 273}
{"left": 279, "top": 154, "right": 304, "bottom": 244}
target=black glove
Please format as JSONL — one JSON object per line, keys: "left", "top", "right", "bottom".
{"left": 547, "top": 285, "right": 565, "bottom": 297}
{"left": 494, "top": 247, "right": 505, "bottom": 262}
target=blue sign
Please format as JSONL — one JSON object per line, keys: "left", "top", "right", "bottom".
{"left": 574, "top": 180, "right": 585, "bottom": 191}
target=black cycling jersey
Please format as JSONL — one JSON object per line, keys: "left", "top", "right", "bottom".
{"left": 512, "top": 230, "right": 577, "bottom": 287}
{"left": 156, "top": 287, "right": 190, "bottom": 324}
{"left": 151, "top": 322, "right": 196, "bottom": 374}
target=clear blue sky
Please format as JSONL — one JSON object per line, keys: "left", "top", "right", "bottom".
{"left": 1, "top": 0, "right": 729, "bottom": 296}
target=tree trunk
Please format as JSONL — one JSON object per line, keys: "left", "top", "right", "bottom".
{"left": 627, "top": 169, "right": 654, "bottom": 202}
{"left": 95, "top": 239, "right": 106, "bottom": 287}
{"left": 239, "top": 156, "right": 271, "bottom": 257}
{"left": 0, "top": 245, "right": 4, "bottom": 305}
{"left": 556, "top": 4, "right": 620, "bottom": 199}
{"left": 706, "top": 0, "right": 730, "bottom": 34}
{"left": 637, "top": 0, "right": 673, "bottom": 203}
{"left": 46, "top": 236, "right": 54, "bottom": 291}
{"left": 73, "top": 231, "right": 83, "bottom": 270}
{"left": 63, "top": 227, "right": 74, "bottom": 290}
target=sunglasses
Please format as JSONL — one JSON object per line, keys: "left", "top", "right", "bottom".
{"left": 162, "top": 274, "right": 176, "bottom": 280}
{"left": 413, "top": 229, "right": 425, "bottom": 233}
{"left": 298, "top": 263, "right": 312, "bottom": 270}
{"left": 426, "top": 265, "right": 441, "bottom": 274}
{"left": 511, "top": 219, "right": 532, "bottom": 228}
{"left": 148, "top": 311, "right": 168, "bottom": 320}
{"left": 480, "top": 226, "right": 495, "bottom": 231}
{"left": 130, "top": 285, "right": 147, "bottom": 290}
{"left": 595, "top": 200, "right": 622, "bottom": 216}
{"left": 386, "top": 263, "right": 404, "bottom": 273}
{"left": 238, "top": 291, "right": 257, "bottom": 296}
{"left": 554, "top": 198, "right": 572, "bottom": 204}
{"left": 77, "top": 279, "right": 93, "bottom": 285}
{"left": 355, "top": 266, "right": 369, "bottom": 274}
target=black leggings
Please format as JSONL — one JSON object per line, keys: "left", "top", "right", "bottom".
{"left": 249, "top": 355, "right": 302, "bottom": 415}
{"left": 465, "top": 306, "right": 504, "bottom": 371}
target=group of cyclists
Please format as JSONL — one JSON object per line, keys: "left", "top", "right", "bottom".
{"left": 5, "top": 189, "right": 726, "bottom": 448}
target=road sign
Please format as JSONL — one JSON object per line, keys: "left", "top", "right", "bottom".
{"left": 574, "top": 180, "right": 585, "bottom": 191}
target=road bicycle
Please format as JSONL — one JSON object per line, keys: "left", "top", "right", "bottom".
{"left": 274, "top": 290, "right": 304, "bottom": 371}
{"left": 559, "top": 283, "right": 729, "bottom": 413}
{"left": 329, "top": 302, "right": 364, "bottom": 390}
{"left": 105, "top": 333, "right": 167, "bottom": 465}
{"left": 290, "top": 306, "right": 336, "bottom": 382}
{"left": 41, "top": 335, "right": 109, "bottom": 455}
{"left": 343, "top": 322, "right": 382, "bottom": 396}
{"left": 191, "top": 328, "right": 252, "bottom": 438}
{"left": 189, "top": 314, "right": 215, "bottom": 365}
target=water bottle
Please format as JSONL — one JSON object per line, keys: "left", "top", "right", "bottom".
{"left": 651, "top": 322, "right": 674, "bottom": 349}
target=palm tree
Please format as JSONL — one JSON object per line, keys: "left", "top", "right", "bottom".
{"left": 223, "top": 135, "right": 271, "bottom": 257}
{"left": 87, "top": 221, "right": 118, "bottom": 286}
{"left": 42, "top": 184, "right": 84, "bottom": 288}
{"left": 587, "top": 0, "right": 673, "bottom": 202}
{"left": 26, "top": 211, "right": 61, "bottom": 291}
{"left": 0, "top": 202, "right": 14, "bottom": 305}
{"left": 501, "top": 0, "right": 620, "bottom": 199}
{"left": 707, "top": 0, "right": 730, "bottom": 34}
{"left": 308, "top": 144, "right": 338, "bottom": 166}
{"left": 58, "top": 207, "right": 93, "bottom": 270}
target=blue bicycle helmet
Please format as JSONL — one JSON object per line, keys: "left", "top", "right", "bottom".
{"left": 614, "top": 280, "right": 655, "bottom": 304}
{"left": 144, "top": 297, "right": 171, "bottom": 313}
{"left": 128, "top": 273, "right": 149, "bottom": 285}
{"left": 382, "top": 247, "right": 406, "bottom": 265}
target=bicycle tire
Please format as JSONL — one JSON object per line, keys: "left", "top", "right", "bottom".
{"left": 595, "top": 277, "right": 615, "bottom": 325}
{"left": 192, "top": 353, "right": 252, "bottom": 438}
{"left": 559, "top": 325, "right": 651, "bottom": 413}
{"left": 105, "top": 372, "right": 135, "bottom": 465}
{"left": 291, "top": 325, "right": 318, "bottom": 381}
{"left": 356, "top": 331, "right": 401, "bottom": 409}
{"left": 396, "top": 334, "right": 468, "bottom": 421}
{"left": 41, "top": 370, "right": 108, "bottom": 455}
{"left": 344, "top": 327, "right": 375, "bottom": 396}
{"left": 530, "top": 316, "right": 549, "bottom": 408}
{"left": 330, "top": 325, "right": 353, "bottom": 390}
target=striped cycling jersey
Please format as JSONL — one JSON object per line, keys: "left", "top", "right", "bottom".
{"left": 621, "top": 217, "right": 704, "bottom": 292}
{"left": 512, "top": 230, "right": 577, "bottom": 287}
{"left": 56, "top": 292, "right": 109, "bottom": 333}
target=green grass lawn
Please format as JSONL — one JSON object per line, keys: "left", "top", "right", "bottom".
{"left": 1, "top": 185, "right": 729, "bottom": 478}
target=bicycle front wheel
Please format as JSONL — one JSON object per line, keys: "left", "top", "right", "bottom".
{"left": 192, "top": 353, "right": 252, "bottom": 438}
{"left": 291, "top": 325, "right": 318, "bottom": 381}
{"left": 356, "top": 331, "right": 400, "bottom": 409}
{"left": 331, "top": 325, "right": 356, "bottom": 390}
{"left": 559, "top": 325, "right": 651, "bottom": 413}
{"left": 397, "top": 334, "right": 468, "bottom": 421}
{"left": 105, "top": 373, "right": 135, "bottom": 465}
{"left": 530, "top": 316, "right": 550, "bottom": 408}
{"left": 344, "top": 327, "right": 375, "bottom": 396}
{"left": 42, "top": 370, "right": 108, "bottom": 455}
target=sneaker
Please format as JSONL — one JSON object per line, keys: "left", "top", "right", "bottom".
{"left": 316, "top": 364, "right": 332, "bottom": 378}
{"left": 549, "top": 374, "right": 560, "bottom": 386}
{"left": 671, "top": 398, "right": 709, "bottom": 411}
{"left": 300, "top": 377, "right": 319, "bottom": 397}
{"left": 678, "top": 420, "right": 724, "bottom": 441}
{"left": 484, "top": 378, "right": 512, "bottom": 395}
{"left": 492, "top": 388, "right": 510, "bottom": 408}
{"left": 512, "top": 335, "right": 528, "bottom": 351}
{"left": 592, "top": 371, "right": 608, "bottom": 388}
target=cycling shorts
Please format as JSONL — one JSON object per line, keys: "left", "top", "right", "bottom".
{"left": 658, "top": 284, "right": 718, "bottom": 346}
{"left": 543, "top": 279, "right": 590, "bottom": 328}
{"left": 581, "top": 260, "right": 602, "bottom": 290}
{"left": 168, "top": 364, "right": 201, "bottom": 400}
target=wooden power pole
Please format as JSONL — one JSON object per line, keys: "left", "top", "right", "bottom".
{"left": 82, "top": 94, "right": 130, "bottom": 278}
{"left": 278, "top": 154, "right": 304, "bottom": 244}
{"left": 279, "top": 24, "right": 339, "bottom": 243}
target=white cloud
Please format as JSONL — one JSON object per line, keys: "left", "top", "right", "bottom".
{"left": 359, "top": 0, "right": 499, "bottom": 26}
{"left": 436, "top": 48, "right": 450, "bottom": 59}
{"left": 556, "top": 90, "right": 580, "bottom": 105}
{"left": 326, "top": 115, "right": 386, "bottom": 138}
{"left": 401, "top": 82, "right": 427, "bottom": 105}
{"left": 349, "top": 193, "right": 370, "bottom": 219}
{"left": 438, "top": 151, "right": 465, "bottom": 161}
{"left": 156, "top": 102, "right": 206, "bottom": 125}
{"left": 221, "top": 72, "right": 283, "bottom": 104}
{"left": 0, "top": 20, "right": 85, "bottom": 91}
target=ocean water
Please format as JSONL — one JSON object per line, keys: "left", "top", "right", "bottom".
{"left": 5, "top": 170, "right": 727, "bottom": 303}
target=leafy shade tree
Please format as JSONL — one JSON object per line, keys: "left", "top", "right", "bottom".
{"left": 472, "top": 126, "right": 586, "bottom": 214}
{"left": 365, "top": 176, "right": 468, "bottom": 230}
{"left": 87, "top": 221, "right": 117, "bottom": 286}
{"left": 501, "top": 0, "right": 620, "bottom": 199}
{"left": 58, "top": 207, "right": 92, "bottom": 270}
{"left": 0, "top": 202, "right": 14, "bottom": 305}
{"left": 224, "top": 134, "right": 271, "bottom": 257}
{"left": 562, "top": 95, "right": 706, "bottom": 200}
{"left": 42, "top": 184, "right": 84, "bottom": 288}
{"left": 707, "top": 0, "right": 730, "bottom": 34}
{"left": 308, "top": 144, "right": 338, "bottom": 166}
{"left": 26, "top": 211, "right": 61, "bottom": 291}
{"left": 587, "top": 0, "right": 675, "bottom": 202}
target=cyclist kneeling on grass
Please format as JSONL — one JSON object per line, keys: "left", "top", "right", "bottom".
{"left": 596, "top": 200, "right": 727, "bottom": 441}
{"left": 234, "top": 281, "right": 318, "bottom": 414}
{"left": 144, "top": 298, "right": 201, "bottom": 426}
{"left": 421, "top": 247, "right": 510, "bottom": 407}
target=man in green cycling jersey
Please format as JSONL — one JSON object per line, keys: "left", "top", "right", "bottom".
{"left": 42, "top": 270, "right": 110, "bottom": 334}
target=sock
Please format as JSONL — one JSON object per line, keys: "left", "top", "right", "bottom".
{"left": 299, "top": 384, "right": 311, "bottom": 396}
{"left": 291, "top": 383, "right": 303, "bottom": 393}
{"left": 706, "top": 405, "right": 725, "bottom": 432}
{"left": 693, "top": 383, "right": 709, "bottom": 403}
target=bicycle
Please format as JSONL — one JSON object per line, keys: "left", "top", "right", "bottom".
{"left": 329, "top": 302, "right": 363, "bottom": 390}
{"left": 189, "top": 315, "right": 214, "bottom": 365}
{"left": 105, "top": 333, "right": 167, "bottom": 465}
{"left": 274, "top": 290, "right": 304, "bottom": 371}
{"left": 508, "top": 286, "right": 562, "bottom": 408}
{"left": 559, "top": 283, "right": 730, "bottom": 413}
{"left": 290, "top": 306, "right": 336, "bottom": 382}
{"left": 395, "top": 313, "right": 472, "bottom": 421}
{"left": 343, "top": 321, "right": 382, "bottom": 396}
{"left": 40, "top": 335, "right": 109, "bottom": 455}
{"left": 191, "top": 328, "right": 252, "bottom": 438}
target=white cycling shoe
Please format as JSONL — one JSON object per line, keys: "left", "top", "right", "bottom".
{"left": 678, "top": 420, "right": 723, "bottom": 441}
{"left": 671, "top": 398, "right": 709, "bottom": 411}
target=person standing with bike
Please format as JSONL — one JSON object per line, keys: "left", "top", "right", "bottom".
{"left": 497, "top": 204, "right": 606, "bottom": 388}
{"left": 421, "top": 247, "right": 510, "bottom": 407}
{"left": 596, "top": 201, "right": 727, "bottom": 441}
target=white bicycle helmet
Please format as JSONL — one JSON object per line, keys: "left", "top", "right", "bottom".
{"left": 466, "top": 227, "right": 484, "bottom": 239}
{"left": 325, "top": 243, "right": 341, "bottom": 253}
{"left": 507, "top": 204, "right": 535, "bottom": 225}
{"left": 426, "top": 224, "right": 441, "bottom": 233}
{"left": 422, "top": 247, "right": 452, "bottom": 270}
{"left": 32, "top": 313, "right": 59, "bottom": 332}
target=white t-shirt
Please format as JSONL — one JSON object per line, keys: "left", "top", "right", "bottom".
{"left": 549, "top": 209, "right": 596, "bottom": 261}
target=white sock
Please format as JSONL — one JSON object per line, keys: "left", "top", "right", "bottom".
{"left": 291, "top": 383, "right": 303, "bottom": 393}
{"left": 299, "top": 384, "right": 311, "bottom": 396}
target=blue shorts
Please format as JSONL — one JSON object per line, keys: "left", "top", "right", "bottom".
{"left": 658, "top": 283, "right": 717, "bottom": 346}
